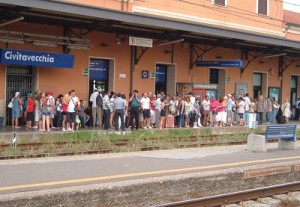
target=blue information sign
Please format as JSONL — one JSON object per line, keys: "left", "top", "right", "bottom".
{"left": 265, "top": 125, "right": 296, "bottom": 142}
{"left": 89, "top": 59, "right": 108, "bottom": 80}
{"left": 0, "top": 48, "right": 74, "bottom": 68}
{"left": 156, "top": 65, "right": 166, "bottom": 83}
{"left": 196, "top": 60, "right": 243, "bottom": 68}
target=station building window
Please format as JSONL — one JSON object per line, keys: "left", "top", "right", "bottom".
{"left": 214, "top": 0, "right": 226, "bottom": 6}
{"left": 257, "top": 0, "right": 268, "bottom": 16}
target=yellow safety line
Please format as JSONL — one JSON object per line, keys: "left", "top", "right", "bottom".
{"left": 0, "top": 155, "right": 300, "bottom": 191}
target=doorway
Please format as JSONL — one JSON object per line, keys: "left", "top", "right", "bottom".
{"left": 155, "top": 64, "right": 176, "bottom": 96}
{"left": 6, "top": 65, "right": 36, "bottom": 126}
{"left": 209, "top": 68, "right": 226, "bottom": 98}
{"left": 89, "top": 58, "right": 114, "bottom": 97}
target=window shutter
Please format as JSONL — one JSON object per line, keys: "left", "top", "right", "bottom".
{"left": 258, "top": 0, "right": 268, "bottom": 15}
{"left": 215, "top": 0, "right": 225, "bottom": 6}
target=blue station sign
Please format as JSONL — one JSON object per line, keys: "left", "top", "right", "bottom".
{"left": 0, "top": 48, "right": 74, "bottom": 68}
{"left": 196, "top": 60, "right": 243, "bottom": 68}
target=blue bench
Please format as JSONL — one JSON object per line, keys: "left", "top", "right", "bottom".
{"left": 265, "top": 125, "right": 296, "bottom": 142}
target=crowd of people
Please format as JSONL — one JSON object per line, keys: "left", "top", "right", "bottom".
{"left": 8, "top": 89, "right": 293, "bottom": 132}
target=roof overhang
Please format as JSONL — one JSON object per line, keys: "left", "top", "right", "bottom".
{"left": 0, "top": 0, "right": 300, "bottom": 56}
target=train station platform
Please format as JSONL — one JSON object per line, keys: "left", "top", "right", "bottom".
{"left": 0, "top": 137, "right": 299, "bottom": 207}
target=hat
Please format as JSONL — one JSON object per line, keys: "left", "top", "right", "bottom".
{"left": 49, "top": 90, "right": 54, "bottom": 95}
{"left": 27, "top": 93, "right": 32, "bottom": 97}
{"left": 15, "top": 92, "right": 20, "bottom": 97}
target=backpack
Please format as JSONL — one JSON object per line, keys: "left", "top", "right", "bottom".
{"left": 96, "top": 94, "right": 103, "bottom": 107}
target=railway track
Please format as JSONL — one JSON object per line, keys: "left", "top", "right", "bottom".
{"left": 0, "top": 136, "right": 298, "bottom": 160}
{"left": 152, "top": 181, "right": 300, "bottom": 207}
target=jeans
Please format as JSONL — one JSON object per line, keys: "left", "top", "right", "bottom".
{"left": 272, "top": 108, "right": 278, "bottom": 123}
{"left": 178, "top": 113, "right": 185, "bottom": 128}
{"left": 257, "top": 112, "right": 263, "bottom": 125}
{"left": 266, "top": 111, "right": 273, "bottom": 123}
{"left": 55, "top": 112, "right": 62, "bottom": 127}
{"left": 115, "top": 109, "right": 125, "bottom": 131}
{"left": 103, "top": 109, "right": 110, "bottom": 130}
{"left": 130, "top": 107, "right": 140, "bottom": 130}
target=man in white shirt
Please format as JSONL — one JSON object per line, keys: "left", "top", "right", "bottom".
{"left": 67, "top": 90, "right": 80, "bottom": 131}
{"left": 141, "top": 92, "right": 151, "bottom": 129}
{"left": 89, "top": 89, "right": 102, "bottom": 128}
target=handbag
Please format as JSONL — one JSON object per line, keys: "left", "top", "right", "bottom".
{"left": 7, "top": 99, "right": 13, "bottom": 108}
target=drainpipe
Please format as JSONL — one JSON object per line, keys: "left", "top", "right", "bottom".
{"left": 121, "top": 0, "right": 124, "bottom": 11}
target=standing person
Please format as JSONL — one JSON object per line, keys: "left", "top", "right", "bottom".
{"left": 266, "top": 96, "right": 272, "bottom": 124}
{"left": 141, "top": 92, "right": 151, "bottom": 129}
{"left": 26, "top": 93, "right": 34, "bottom": 129}
{"left": 89, "top": 89, "right": 102, "bottom": 128}
{"left": 184, "top": 97, "right": 192, "bottom": 128}
{"left": 122, "top": 94, "right": 128, "bottom": 127}
{"left": 41, "top": 92, "right": 51, "bottom": 132}
{"left": 209, "top": 96, "right": 218, "bottom": 127}
{"left": 272, "top": 97, "right": 280, "bottom": 124}
{"left": 155, "top": 94, "right": 161, "bottom": 128}
{"left": 11, "top": 92, "right": 22, "bottom": 128}
{"left": 66, "top": 90, "right": 80, "bottom": 132}
{"left": 201, "top": 95, "right": 210, "bottom": 127}
{"left": 150, "top": 94, "right": 157, "bottom": 128}
{"left": 227, "top": 94, "right": 233, "bottom": 126}
{"left": 61, "top": 94, "right": 69, "bottom": 131}
{"left": 178, "top": 95, "right": 185, "bottom": 128}
{"left": 243, "top": 93, "right": 251, "bottom": 126}
{"left": 55, "top": 94, "right": 63, "bottom": 128}
{"left": 33, "top": 92, "right": 41, "bottom": 129}
{"left": 237, "top": 97, "right": 246, "bottom": 126}
{"left": 282, "top": 98, "right": 291, "bottom": 123}
{"left": 48, "top": 90, "right": 56, "bottom": 129}
{"left": 192, "top": 98, "right": 202, "bottom": 128}
{"left": 295, "top": 98, "right": 300, "bottom": 121}
{"left": 159, "top": 97, "right": 166, "bottom": 129}
{"left": 256, "top": 95, "right": 264, "bottom": 125}
{"left": 221, "top": 96, "right": 228, "bottom": 127}
{"left": 102, "top": 91, "right": 111, "bottom": 130}
{"left": 109, "top": 92, "right": 116, "bottom": 130}
{"left": 114, "top": 93, "right": 126, "bottom": 131}
{"left": 129, "top": 90, "right": 141, "bottom": 130}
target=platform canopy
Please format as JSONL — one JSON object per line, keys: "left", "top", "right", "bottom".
{"left": 0, "top": 0, "right": 299, "bottom": 56}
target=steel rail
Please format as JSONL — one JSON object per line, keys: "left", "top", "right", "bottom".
{"left": 152, "top": 181, "right": 300, "bottom": 207}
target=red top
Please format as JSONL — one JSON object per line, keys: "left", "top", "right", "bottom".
{"left": 27, "top": 98, "right": 34, "bottom": 112}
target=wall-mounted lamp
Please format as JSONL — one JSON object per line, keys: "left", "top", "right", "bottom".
{"left": 116, "top": 35, "right": 121, "bottom": 45}
{"left": 159, "top": 38, "right": 184, "bottom": 46}
{"left": 216, "top": 55, "right": 223, "bottom": 59}
{"left": 259, "top": 60, "right": 266, "bottom": 64}
{"left": 263, "top": 53, "right": 286, "bottom": 58}
{"left": 269, "top": 67, "right": 274, "bottom": 75}
{"left": 100, "top": 43, "right": 109, "bottom": 48}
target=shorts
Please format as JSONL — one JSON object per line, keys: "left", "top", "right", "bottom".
{"left": 27, "top": 112, "right": 34, "bottom": 121}
{"left": 42, "top": 108, "right": 50, "bottom": 116}
{"left": 239, "top": 113, "right": 244, "bottom": 119}
{"left": 143, "top": 109, "right": 150, "bottom": 119}
{"left": 62, "top": 111, "right": 67, "bottom": 116}
{"left": 67, "top": 112, "right": 76, "bottom": 123}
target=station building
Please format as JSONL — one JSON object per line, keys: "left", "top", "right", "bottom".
{"left": 0, "top": 0, "right": 300, "bottom": 125}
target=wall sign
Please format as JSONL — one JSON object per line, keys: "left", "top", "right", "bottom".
{"left": 0, "top": 48, "right": 74, "bottom": 68}
{"left": 89, "top": 59, "right": 108, "bottom": 80}
{"left": 193, "top": 83, "right": 218, "bottom": 90}
{"left": 196, "top": 60, "right": 243, "bottom": 68}
{"left": 142, "top": 70, "right": 149, "bottom": 79}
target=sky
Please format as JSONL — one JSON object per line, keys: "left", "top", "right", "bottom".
{"left": 284, "top": 0, "right": 300, "bottom": 12}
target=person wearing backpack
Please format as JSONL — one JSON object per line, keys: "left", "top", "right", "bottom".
{"left": 89, "top": 89, "right": 103, "bottom": 128}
